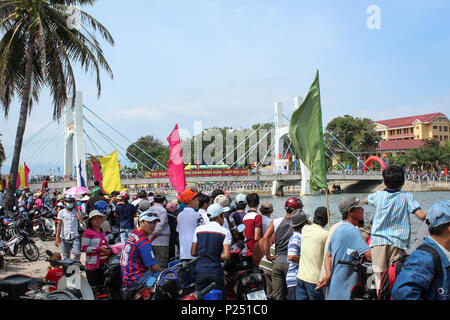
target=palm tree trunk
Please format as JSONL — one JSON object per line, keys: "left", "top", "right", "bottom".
{"left": 4, "top": 38, "right": 34, "bottom": 211}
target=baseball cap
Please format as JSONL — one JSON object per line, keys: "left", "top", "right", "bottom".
{"left": 290, "top": 209, "right": 309, "bottom": 228}
{"left": 138, "top": 200, "right": 152, "bottom": 212}
{"left": 426, "top": 201, "right": 450, "bottom": 228}
{"left": 338, "top": 196, "right": 363, "bottom": 214}
{"left": 214, "top": 195, "right": 230, "bottom": 212}
{"left": 180, "top": 189, "right": 198, "bottom": 204}
{"left": 207, "top": 203, "right": 227, "bottom": 219}
{"left": 235, "top": 193, "right": 247, "bottom": 204}
{"left": 139, "top": 210, "right": 161, "bottom": 223}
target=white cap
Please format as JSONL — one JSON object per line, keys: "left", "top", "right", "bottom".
{"left": 235, "top": 193, "right": 247, "bottom": 204}
{"left": 207, "top": 203, "right": 227, "bottom": 219}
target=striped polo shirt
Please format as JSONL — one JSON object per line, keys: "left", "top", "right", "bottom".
{"left": 192, "top": 221, "right": 232, "bottom": 274}
{"left": 367, "top": 189, "right": 421, "bottom": 250}
{"left": 120, "top": 228, "right": 158, "bottom": 288}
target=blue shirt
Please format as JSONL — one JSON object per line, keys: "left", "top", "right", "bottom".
{"left": 192, "top": 221, "right": 232, "bottom": 275}
{"left": 120, "top": 228, "right": 158, "bottom": 288}
{"left": 367, "top": 189, "right": 421, "bottom": 250}
{"left": 116, "top": 203, "right": 137, "bottom": 230}
{"left": 326, "top": 222, "right": 371, "bottom": 300}
{"left": 287, "top": 231, "right": 301, "bottom": 287}
{"left": 392, "top": 236, "right": 449, "bottom": 300}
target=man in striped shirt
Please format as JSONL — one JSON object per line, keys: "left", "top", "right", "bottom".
{"left": 363, "top": 165, "right": 426, "bottom": 292}
{"left": 120, "top": 212, "right": 162, "bottom": 289}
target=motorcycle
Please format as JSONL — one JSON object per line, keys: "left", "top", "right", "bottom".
{"left": 337, "top": 248, "right": 377, "bottom": 300}
{"left": 32, "top": 210, "right": 56, "bottom": 241}
{"left": 223, "top": 234, "right": 267, "bottom": 300}
{"left": 0, "top": 274, "right": 55, "bottom": 300}
{"left": 38, "top": 250, "right": 95, "bottom": 300}
{"left": 0, "top": 228, "right": 39, "bottom": 262}
{"left": 181, "top": 282, "right": 222, "bottom": 300}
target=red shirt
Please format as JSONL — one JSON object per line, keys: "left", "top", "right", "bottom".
{"left": 44, "top": 267, "right": 64, "bottom": 292}
{"left": 242, "top": 210, "right": 262, "bottom": 257}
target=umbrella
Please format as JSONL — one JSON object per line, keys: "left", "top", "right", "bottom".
{"left": 64, "top": 186, "right": 89, "bottom": 198}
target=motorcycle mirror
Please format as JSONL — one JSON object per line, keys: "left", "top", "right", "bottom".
{"left": 237, "top": 224, "right": 245, "bottom": 233}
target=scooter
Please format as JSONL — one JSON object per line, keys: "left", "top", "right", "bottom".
{"left": 223, "top": 235, "right": 267, "bottom": 300}
{"left": 0, "top": 274, "right": 55, "bottom": 300}
{"left": 337, "top": 248, "right": 377, "bottom": 300}
{"left": 0, "top": 228, "right": 39, "bottom": 261}
{"left": 40, "top": 250, "right": 95, "bottom": 300}
{"left": 181, "top": 282, "right": 222, "bottom": 300}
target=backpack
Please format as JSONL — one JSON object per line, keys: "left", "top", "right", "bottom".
{"left": 377, "top": 243, "right": 443, "bottom": 300}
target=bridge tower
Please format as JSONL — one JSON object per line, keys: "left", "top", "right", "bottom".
{"left": 64, "top": 91, "right": 87, "bottom": 187}
{"left": 272, "top": 98, "right": 311, "bottom": 196}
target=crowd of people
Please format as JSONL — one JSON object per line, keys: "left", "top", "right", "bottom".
{"left": 0, "top": 164, "right": 448, "bottom": 301}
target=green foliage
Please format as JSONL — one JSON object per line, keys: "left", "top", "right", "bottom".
{"left": 324, "top": 115, "right": 381, "bottom": 168}
{"left": 126, "top": 135, "right": 169, "bottom": 171}
{"left": 391, "top": 139, "right": 450, "bottom": 170}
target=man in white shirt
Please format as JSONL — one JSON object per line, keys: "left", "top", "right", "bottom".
{"left": 197, "top": 193, "right": 211, "bottom": 225}
{"left": 55, "top": 196, "right": 84, "bottom": 261}
{"left": 177, "top": 188, "right": 202, "bottom": 287}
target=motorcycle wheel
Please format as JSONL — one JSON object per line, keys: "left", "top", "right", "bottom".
{"left": 22, "top": 241, "right": 39, "bottom": 261}
{"left": 38, "top": 229, "right": 47, "bottom": 242}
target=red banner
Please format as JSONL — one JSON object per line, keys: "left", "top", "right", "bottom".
{"left": 145, "top": 169, "right": 250, "bottom": 179}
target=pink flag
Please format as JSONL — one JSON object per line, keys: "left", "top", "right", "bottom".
{"left": 167, "top": 124, "right": 186, "bottom": 195}
{"left": 24, "top": 163, "right": 30, "bottom": 188}
{"left": 91, "top": 159, "right": 103, "bottom": 191}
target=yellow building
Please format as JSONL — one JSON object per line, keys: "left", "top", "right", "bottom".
{"left": 374, "top": 113, "right": 449, "bottom": 143}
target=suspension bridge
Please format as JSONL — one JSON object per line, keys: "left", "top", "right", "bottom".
{"left": 2, "top": 91, "right": 383, "bottom": 196}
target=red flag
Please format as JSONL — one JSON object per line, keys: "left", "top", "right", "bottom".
{"left": 91, "top": 158, "right": 103, "bottom": 191}
{"left": 24, "top": 162, "right": 30, "bottom": 188}
{"left": 167, "top": 124, "right": 186, "bottom": 195}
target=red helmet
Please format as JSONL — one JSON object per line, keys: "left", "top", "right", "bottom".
{"left": 121, "top": 192, "right": 130, "bottom": 202}
{"left": 285, "top": 197, "right": 303, "bottom": 212}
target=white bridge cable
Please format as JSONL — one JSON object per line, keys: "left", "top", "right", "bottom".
{"left": 231, "top": 124, "right": 275, "bottom": 169}
{"left": 324, "top": 142, "right": 350, "bottom": 172}
{"left": 82, "top": 104, "right": 167, "bottom": 170}
{"left": 255, "top": 135, "right": 276, "bottom": 171}
{"left": 41, "top": 133, "right": 65, "bottom": 175}
{"left": 4, "top": 106, "right": 70, "bottom": 162}
{"left": 83, "top": 116, "right": 149, "bottom": 177}
{"left": 23, "top": 119, "right": 66, "bottom": 166}
{"left": 83, "top": 129, "right": 146, "bottom": 179}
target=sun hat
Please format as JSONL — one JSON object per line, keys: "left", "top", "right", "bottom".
{"left": 290, "top": 209, "right": 309, "bottom": 228}
{"left": 207, "top": 203, "right": 227, "bottom": 219}
{"left": 426, "top": 201, "right": 450, "bottom": 228}
{"left": 260, "top": 201, "right": 274, "bottom": 214}
{"left": 85, "top": 210, "right": 106, "bottom": 224}
{"left": 338, "top": 196, "right": 363, "bottom": 214}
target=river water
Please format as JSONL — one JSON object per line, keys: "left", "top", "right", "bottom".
{"left": 263, "top": 191, "right": 449, "bottom": 243}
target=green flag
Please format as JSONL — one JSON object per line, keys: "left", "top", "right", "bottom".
{"left": 289, "top": 70, "right": 327, "bottom": 193}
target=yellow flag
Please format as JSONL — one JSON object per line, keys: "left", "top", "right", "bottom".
{"left": 99, "top": 150, "right": 122, "bottom": 195}
{"left": 19, "top": 165, "right": 26, "bottom": 188}
{"left": 185, "top": 163, "right": 191, "bottom": 170}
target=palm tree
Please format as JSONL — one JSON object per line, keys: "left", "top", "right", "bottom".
{"left": 0, "top": 0, "right": 114, "bottom": 210}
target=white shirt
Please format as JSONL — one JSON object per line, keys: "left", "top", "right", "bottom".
{"left": 177, "top": 207, "right": 202, "bottom": 260}
{"left": 198, "top": 208, "right": 210, "bottom": 225}
{"left": 57, "top": 208, "right": 79, "bottom": 240}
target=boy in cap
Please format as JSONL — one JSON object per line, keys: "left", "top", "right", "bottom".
{"left": 191, "top": 203, "right": 232, "bottom": 298}
{"left": 149, "top": 191, "right": 171, "bottom": 269}
{"left": 392, "top": 201, "right": 450, "bottom": 300}
{"left": 363, "top": 165, "right": 426, "bottom": 291}
{"left": 120, "top": 211, "right": 162, "bottom": 289}
{"left": 317, "top": 196, "right": 371, "bottom": 300}
{"left": 177, "top": 188, "right": 202, "bottom": 287}
{"left": 296, "top": 207, "right": 329, "bottom": 300}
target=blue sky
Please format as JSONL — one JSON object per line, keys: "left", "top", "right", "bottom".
{"left": 1, "top": 0, "right": 450, "bottom": 173}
